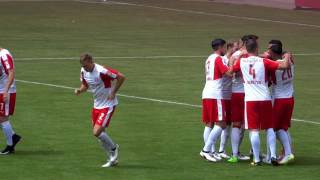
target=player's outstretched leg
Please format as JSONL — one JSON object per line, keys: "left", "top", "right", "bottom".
{"left": 94, "top": 125, "right": 119, "bottom": 167}
{"left": 0, "top": 118, "right": 21, "bottom": 155}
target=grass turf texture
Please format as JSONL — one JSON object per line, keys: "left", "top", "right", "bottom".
{"left": 0, "top": 0, "right": 320, "bottom": 179}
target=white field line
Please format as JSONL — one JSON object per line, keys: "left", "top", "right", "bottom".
{"left": 14, "top": 56, "right": 206, "bottom": 61}
{"left": 74, "top": 0, "right": 320, "bottom": 29}
{"left": 16, "top": 79, "right": 320, "bottom": 126}
{"left": 13, "top": 53, "right": 320, "bottom": 61}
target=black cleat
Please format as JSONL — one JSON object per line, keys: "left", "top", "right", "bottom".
{"left": 0, "top": 145, "right": 15, "bottom": 155}
{"left": 271, "top": 157, "right": 279, "bottom": 166}
{"left": 12, "top": 134, "right": 22, "bottom": 148}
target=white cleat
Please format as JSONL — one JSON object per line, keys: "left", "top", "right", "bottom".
{"left": 110, "top": 144, "right": 119, "bottom": 162}
{"left": 211, "top": 152, "right": 222, "bottom": 161}
{"left": 218, "top": 151, "right": 230, "bottom": 159}
{"left": 102, "top": 160, "right": 118, "bottom": 168}
{"left": 262, "top": 157, "right": 271, "bottom": 164}
{"left": 200, "top": 151, "right": 217, "bottom": 162}
{"left": 238, "top": 154, "right": 250, "bottom": 161}
{"left": 278, "top": 154, "right": 294, "bottom": 165}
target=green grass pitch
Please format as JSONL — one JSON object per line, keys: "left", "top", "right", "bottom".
{"left": 0, "top": 0, "right": 320, "bottom": 179}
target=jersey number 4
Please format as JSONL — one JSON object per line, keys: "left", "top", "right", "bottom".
{"left": 249, "top": 64, "right": 256, "bottom": 79}
{"left": 282, "top": 68, "right": 292, "bottom": 80}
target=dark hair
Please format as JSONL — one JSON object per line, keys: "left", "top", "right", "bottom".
{"left": 80, "top": 53, "right": 93, "bottom": 63}
{"left": 241, "top": 35, "right": 249, "bottom": 43}
{"left": 211, "top": 38, "right": 226, "bottom": 51}
{"left": 270, "top": 44, "right": 283, "bottom": 55}
{"left": 269, "top": 39, "right": 282, "bottom": 47}
{"left": 241, "top": 34, "right": 259, "bottom": 43}
{"left": 245, "top": 39, "right": 258, "bottom": 53}
{"left": 247, "top": 34, "right": 259, "bottom": 40}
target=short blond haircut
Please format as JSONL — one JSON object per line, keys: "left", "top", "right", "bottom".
{"left": 80, "top": 53, "right": 93, "bottom": 63}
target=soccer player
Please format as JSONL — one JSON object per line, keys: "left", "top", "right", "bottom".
{"left": 231, "top": 39, "right": 291, "bottom": 166}
{"left": 228, "top": 35, "right": 258, "bottom": 163}
{"left": 75, "top": 53, "right": 125, "bottom": 167}
{"left": 0, "top": 48, "right": 21, "bottom": 155}
{"left": 218, "top": 41, "right": 239, "bottom": 159}
{"left": 268, "top": 43, "right": 295, "bottom": 164}
{"left": 200, "top": 38, "right": 232, "bottom": 162}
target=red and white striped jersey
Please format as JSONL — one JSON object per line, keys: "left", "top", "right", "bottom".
{"left": 0, "top": 49, "right": 16, "bottom": 93}
{"left": 202, "top": 53, "right": 229, "bottom": 99}
{"left": 271, "top": 59, "right": 294, "bottom": 99}
{"left": 231, "top": 50, "right": 245, "bottom": 93}
{"left": 221, "top": 55, "right": 232, "bottom": 100}
{"left": 81, "top": 63, "right": 119, "bottom": 109}
{"left": 233, "top": 55, "right": 279, "bottom": 101}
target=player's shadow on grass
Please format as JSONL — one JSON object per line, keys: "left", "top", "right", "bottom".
{"left": 13, "top": 150, "right": 63, "bottom": 156}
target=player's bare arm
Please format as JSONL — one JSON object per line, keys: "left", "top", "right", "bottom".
{"left": 108, "top": 72, "right": 126, "bottom": 100}
{"left": 74, "top": 83, "right": 88, "bottom": 96}
{"left": 277, "top": 52, "right": 292, "bottom": 70}
{"left": 3, "top": 69, "right": 14, "bottom": 101}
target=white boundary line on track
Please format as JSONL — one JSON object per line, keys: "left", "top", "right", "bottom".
{"left": 13, "top": 53, "right": 320, "bottom": 61}
{"left": 74, "top": 0, "right": 320, "bottom": 29}
{"left": 16, "top": 79, "right": 320, "bottom": 126}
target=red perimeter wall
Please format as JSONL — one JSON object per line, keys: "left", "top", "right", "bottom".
{"left": 296, "top": 0, "right": 320, "bottom": 9}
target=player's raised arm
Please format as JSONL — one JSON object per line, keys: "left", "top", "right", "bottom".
{"left": 108, "top": 72, "right": 126, "bottom": 100}
{"left": 277, "top": 52, "right": 292, "bottom": 70}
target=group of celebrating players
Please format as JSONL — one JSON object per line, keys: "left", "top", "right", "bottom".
{"left": 200, "top": 35, "right": 295, "bottom": 166}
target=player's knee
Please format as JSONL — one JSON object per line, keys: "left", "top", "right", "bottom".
{"left": 93, "top": 129, "right": 101, "bottom": 137}
{"left": 216, "top": 121, "right": 226, "bottom": 129}
{"left": 233, "top": 122, "right": 242, "bottom": 128}
{"left": 205, "top": 122, "right": 214, "bottom": 128}
{"left": 93, "top": 126, "right": 105, "bottom": 137}
{"left": 0, "top": 116, "right": 8, "bottom": 123}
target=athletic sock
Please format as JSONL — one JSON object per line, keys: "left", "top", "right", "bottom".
{"left": 249, "top": 131, "right": 260, "bottom": 163}
{"left": 287, "top": 131, "right": 292, "bottom": 146}
{"left": 266, "top": 128, "right": 277, "bottom": 158}
{"left": 203, "top": 126, "right": 212, "bottom": 143}
{"left": 98, "top": 132, "right": 116, "bottom": 153}
{"left": 203, "top": 125, "right": 223, "bottom": 152}
{"left": 1, "top": 121, "right": 15, "bottom": 146}
{"left": 277, "top": 129, "right": 292, "bottom": 156}
{"left": 219, "top": 125, "right": 230, "bottom": 152}
{"left": 231, "top": 127, "right": 241, "bottom": 157}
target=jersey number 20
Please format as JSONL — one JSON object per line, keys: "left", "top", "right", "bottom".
{"left": 282, "top": 68, "right": 292, "bottom": 80}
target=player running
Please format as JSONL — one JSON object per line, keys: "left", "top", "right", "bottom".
{"left": 75, "top": 53, "right": 125, "bottom": 167}
{"left": 230, "top": 39, "right": 291, "bottom": 166}
{"left": 0, "top": 48, "right": 22, "bottom": 155}
{"left": 200, "top": 38, "right": 233, "bottom": 162}
{"left": 267, "top": 42, "right": 295, "bottom": 164}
